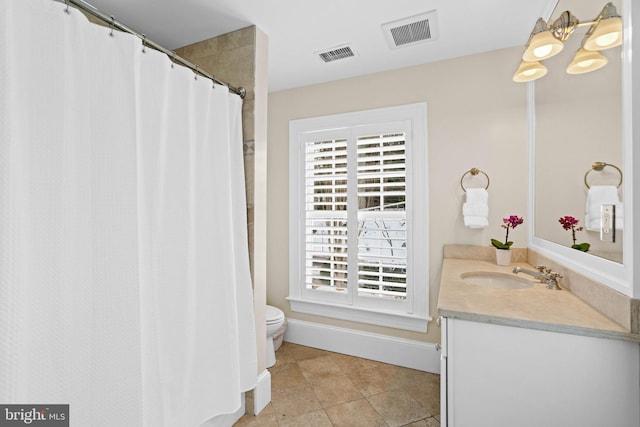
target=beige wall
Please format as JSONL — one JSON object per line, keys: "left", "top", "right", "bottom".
{"left": 267, "top": 46, "right": 530, "bottom": 344}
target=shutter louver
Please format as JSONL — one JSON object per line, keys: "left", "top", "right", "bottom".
{"left": 304, "top": 138, "right": 349, "bottom": 292}
{"left": 357, "top": 133, "right": 407, "bottom": 300}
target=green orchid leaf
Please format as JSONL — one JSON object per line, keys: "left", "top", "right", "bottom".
{"left": 491, "top": 239, "right": 513, "bottom": 250}
{"left": 571, "top": 243, "right": 590, "bottom": 252}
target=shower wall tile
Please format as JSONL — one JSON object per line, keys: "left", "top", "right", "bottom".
{"left": 245, "top": 150, "right": 255, "bottom": 276}
{"left": 175, "top": 27, "right": 256, "bottom": 103}
{"left": 244, "top": 148, "right": 255, "bottom": 208}
{"left": 216, "top": 26, "right": 257, "bottom": 52}
{"left": 175, "top": 38, "right": 219, "bottom": 61}
{"left": 247, "top": 206, "right": 255, "bottom": 278}
{"left": 244, "top": 140, "right": 255, "bottom": 155}
{"left": 178, "top": 27, "right": 254, "bottom": 61}
{"left": 242, "top": 100, "right": 255, "bottom": 141}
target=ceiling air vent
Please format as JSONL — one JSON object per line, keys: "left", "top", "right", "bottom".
{"left": 316, "top": 45, "right": 356, "bottom": 63}
{"left": 382, "top": 10, "right": 439, "bottom": 49}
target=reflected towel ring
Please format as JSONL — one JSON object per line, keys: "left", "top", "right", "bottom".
{"left": 460, "top": 168, "right": 490, "bottom": 192}
{"left": 584, "top": 162, "right": 623, "bottom": 189}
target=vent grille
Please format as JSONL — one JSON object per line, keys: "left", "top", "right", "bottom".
{"left": 317, "top": 45, "right": 355, "bottom": 63}
{"left": 390, "top": 19, "right": 431, "bottom": 47}
{"left": 382, "top": 10, "right": 439, "bottom": 49}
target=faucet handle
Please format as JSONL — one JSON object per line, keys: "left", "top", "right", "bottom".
{"left": 548, "top": 271, "right": 563, "bottom": 279}
{"left": 545, "top": 271, "right": 563, "bottom": 290}
{"left": 534, "top": 265, "right": 548, "bottom": 272}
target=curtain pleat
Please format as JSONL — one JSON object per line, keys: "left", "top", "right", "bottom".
{"left": 0, "top": 1, "right": 257, "bottom": 425}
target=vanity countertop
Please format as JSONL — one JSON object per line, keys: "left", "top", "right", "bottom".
{"left": 438, "top": 258, "right": 640, "bottom": 342}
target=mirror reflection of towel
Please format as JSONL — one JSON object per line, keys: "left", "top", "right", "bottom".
{"left": 463, "top": 188, "right": 488, "bottom": 229}
{"left": 585, "top": 185, "right": 623, "bottom": 231}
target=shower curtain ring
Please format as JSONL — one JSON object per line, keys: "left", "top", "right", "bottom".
{"left": 194, "top": 66, "right": 199, "bottom": 80}
{"left": 64, "top": 0, "right": 70, "bottom": 14}
{"left": 170, "top": 51, "right": 176, "bottom": 68}
{"left": 109, "top": 16, "right": 115, "bottom": 37}
{"left": 141, "top": 34, "right": 146, "bottom": 53}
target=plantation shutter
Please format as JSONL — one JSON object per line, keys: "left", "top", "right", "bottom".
{"left": 303, "top": 129, "right": 408, "bottom": 301}
{"left": 304, "top": 137, "right": 349, "bottom": 293}
{"left": 356, "top": 133, "right": 407, "bottom": 300}
{"left": 289, "top": 103, "right": 429, "bottom": 332}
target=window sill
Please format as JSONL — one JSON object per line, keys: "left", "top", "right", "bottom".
{"left": 286, "top": 297, "right": 431, "bottom": 333}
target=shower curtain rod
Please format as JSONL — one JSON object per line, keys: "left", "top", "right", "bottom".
{"left": 63, "top": 0, "right": 247, "bottom": 99}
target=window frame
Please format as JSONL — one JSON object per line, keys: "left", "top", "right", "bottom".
{"left": 288, "top": 103, "right": 430, "bottom": 332}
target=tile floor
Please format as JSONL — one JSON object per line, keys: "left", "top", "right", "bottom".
{"left": 236, "top": 342, "right": 440, "bottom": 427}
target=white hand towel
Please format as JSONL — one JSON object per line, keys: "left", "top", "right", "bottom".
{"left": 462, "top": 203, "right": 489, "bottom": 217}
{"left": 463, "top": 188, "right": 489, "bottom": 229}
{"left": 585, "top": 185, "right": 623, "bottom": 231}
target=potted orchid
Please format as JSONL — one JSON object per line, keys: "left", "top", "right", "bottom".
{"left": 491, "top": 215, "right": 524, "bottom": 265}
{"left": 559, "top": 216, "right": 590, "bottom": 252}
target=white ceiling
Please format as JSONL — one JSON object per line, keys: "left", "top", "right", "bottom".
{"left": 83, "top": 0, "right": 557, "bottom": 92}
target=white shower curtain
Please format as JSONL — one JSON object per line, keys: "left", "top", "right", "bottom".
{"left": 0, "top": 1, "right": 257, "bottom": 426}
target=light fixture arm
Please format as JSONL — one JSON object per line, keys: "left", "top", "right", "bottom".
{"left": 550, "top": 11, "right": 579, "bottom": 42}
{"left": 549, "top": 2, "right": 620, "bottom": 43}
{"left": 548, "top": 13, "right": 604, "bottom": 42}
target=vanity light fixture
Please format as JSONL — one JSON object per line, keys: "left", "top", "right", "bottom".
{"left": 513, "top": 2, "right": 622, "bottom": 83}
{"left": 583, "top": 3, "right": 623, "bottom": 50}
{"left": 566, "top": 48, "right": 608, "bottom": 74}
{"left": 513, "top": 60, "right": 547, "bottom": 82}
{"left": 521, "top": 18, "right": 565, "bottom": 62}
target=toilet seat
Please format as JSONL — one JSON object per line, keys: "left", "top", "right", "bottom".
{"left": 266, "top": 305, "right": 284, "bottom": 325}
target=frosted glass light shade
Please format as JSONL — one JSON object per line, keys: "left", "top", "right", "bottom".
{"left": 584, "top": 16, "right": 622, "bottom": 50}
{"left": 513, "top": 61, "right": 547, "bottom": 83}
{"left": 566, "top": 48, "right": 608, "bottom": 74}
{"left": 522, "top": 18, "right": 564, "bottom": 62}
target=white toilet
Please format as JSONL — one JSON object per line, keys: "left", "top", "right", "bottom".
{"left": 265, "top": 305, "right": 286, "bottom": 368}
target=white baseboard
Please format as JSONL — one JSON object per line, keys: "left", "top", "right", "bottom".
{"left": 253, "top": 369, "right": 271, "bottom": 415}
{"left": 284, "top": 319, "right": 440, "bottom": 373}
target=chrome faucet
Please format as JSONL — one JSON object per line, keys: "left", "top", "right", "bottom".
{"left": 512, "top": 265, "right": 563, "bottom": 290}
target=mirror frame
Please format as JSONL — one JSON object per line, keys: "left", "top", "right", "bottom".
{"left": 527, "top": 0, "right": 635, "bottom": 297}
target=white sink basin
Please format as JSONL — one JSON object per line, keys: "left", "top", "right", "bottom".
{"left": 460, "top": 271, "right": 534, "bottom": 290}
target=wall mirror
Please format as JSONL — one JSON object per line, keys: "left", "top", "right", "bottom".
{"left": 529, "top": 0, "right": 633, "bottom": 295}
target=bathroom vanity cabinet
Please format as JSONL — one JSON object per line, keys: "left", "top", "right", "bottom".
{"left": 439, "top": 316, "right": 640, "bottom": 427}
{"left": 437, "top": 256, "right": 640, "bottom": 427}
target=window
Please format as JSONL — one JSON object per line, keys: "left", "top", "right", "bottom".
{"left": 288, "top": 103, "right": 429, "bottom": 332}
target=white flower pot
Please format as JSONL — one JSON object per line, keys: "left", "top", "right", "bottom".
{"left": 495, "top": 248, "right": 512, "bottom": 266}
